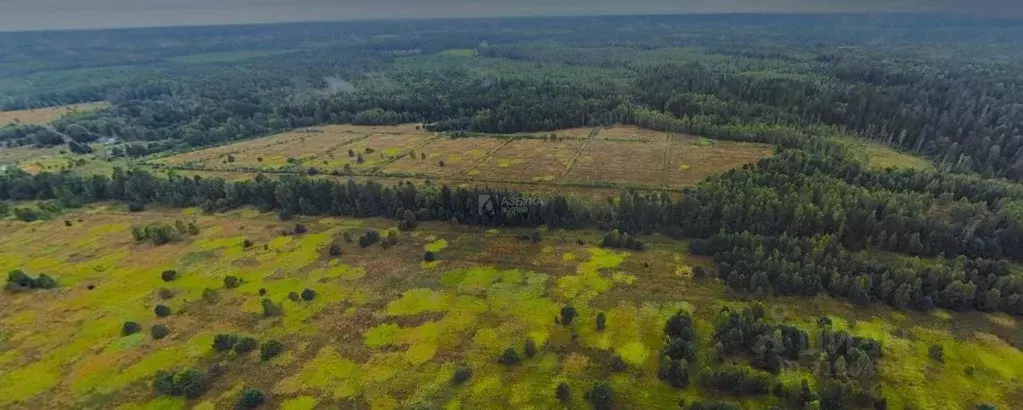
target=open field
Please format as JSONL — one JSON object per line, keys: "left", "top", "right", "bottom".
{"left": 667, "top": 138, "right": 774, "bottom": 187}
{"left": 0, "top": 102, "right": 109, "bottom": 125}
{"left": 151, "top": 124, "right": 778, "bottom": 194}
{"left": 472, "top": 138, "right": 585, "bottom": 183}
{"left": 380, "top": 137, "right": 508, "bottom": 178}
{"left": 0, "top": 207, "right": 1019, "bottom": 409}
{"left": 594, "top": 126, "right": 668, "bottom": 142}
{"left": 564, "top": 140, "right": 667, "bottom": 186}
{"left": 834, "top": 137, "right": 936, "bottom": 172}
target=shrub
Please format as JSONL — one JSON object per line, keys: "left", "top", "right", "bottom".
{"left": 154, "top": 304, "right": 172, "bottom": 317}
{"left": 423, "top": 251, "right": 436, "bottom": 262}
{"left": 238, "top": 388, "right": 265, "bottom": 408}
{"left": 33, "top": 273, "right": 57, "bottom": 289}
{"left": 438, "top": 160, "right": 445, "bottom": 167}
{"left": 261, "top": 298, "right": 282, "bottom": 317}
{"left": 306, "top": 167, "right": 319, "bottom": 176}
{"left": 498, "top": 347, "right": 521, "bottom": 365}
{"left": 174, "top": 368, "right": 209, "bottom": 399}
{"left": 556, "top": 382, "right": 571, "bottom": 403}
{"left": 157, "top": 287, "right": 175, "bottom": 299}
{"left": 5, "top": 270, "right": 58, "bottom": 291}
{"left": 609, "top": 355, "right": 627, "bottom": 372}
{"left": 260, "top": 340, "right": 284, "bottom": 361}
{"left": 123, "top": 321, "right": 142, "bottom": 336}
{"left": 301, "top": 288, "right": 316, "bottom": 301}
{"left": 234, "top": 337, "right": 258, "bottom": 354}
{"left": 161, "top": 270, "right": 178, "bottom": 282}
{"left": 560, "top": 305, "right": 578, "bottom": 326}
{"left": 587, "top": 381, "right": 614, "bottom": 410}
{"left": 64, "top": 220, "right": 73, "bottom": 227}
{"left": 202, "top": 288, "right": 219, "bottom": 303}
{"left": 213, "top": 334, "right": 239, "bottom": 352}
{"left": 929, "top": 344, "right": 944, "bottom": 363}
{"left": 153, "top": 370, "right": 178, "bottom": 395}
{"left": 452, "top": 365, "right": 472, "bottom": 384}
{"left": 601, "top": 229, "right": 644, "bottom": 250}
{"left": 242, "top": 239, "right": 254, "bottom": 248}
{"left": 151, "top": 324, "right": 170, "bottom": 340}
{"left": 224, "top": 275, "right": 240, "bottom": 289}
{"left": 328, "top": 244, "right": 342, "bottom": 256}
{"left": 524, "top": 338, "right": 538, "bottom": 358}
{"left": 294, "top": 224, "right": 308, "bottom": 235}
{"left": 596, "top": 312, "right": 606, "bottom": 331}
{"left": 288, "top": 292, "right": 300, "bottom": 302}
{"left": 133, "top": 223, "right": 180, "bottom": 245}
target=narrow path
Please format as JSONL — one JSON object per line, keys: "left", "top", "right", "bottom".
{"left": 660, "top": 131, "right": 673, "bottom": 188}
{"left": 369, "top": 136, "right": 442, "bottom": 172}
{"left": 560, "top": 126, "right": 601, "bottom": 179}
{"left": 460, "top": 137, "right": 516, "bottom": 177}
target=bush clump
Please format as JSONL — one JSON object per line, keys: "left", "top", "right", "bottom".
{"left": 224, "top": 275, "right": 240, "bottom": 288}
{"left": 5, "top": 270, "right": 57, "bottom": 291}
{"left": 587, "top": 381, "right": 614, "bottom": 410}
{"left": 154, "top": 304, "right": 172, "bottom": 317}
{"left": 452, "top": 365, "right": 472, "bottom": 384}
{"left": 260, "top": 340, "right": 284, "bottom": 361}
{"left": 498, "top": 347, "right": 521, "bottom": 365}
{"left": 122, "top": 321, "right": 142, "bottom": 336}
{"left": 301, "top": 288, "right": 316, "bottom": 301}
{"left": 160, "top": 270, "right": 179, "bottom": 282}
{"left": 234, "top": 336, "right": 258, "bottom": 354}
{"left": 237, "top": 388, "right": 265, "bottom": 408}
{"left": 151, "top": 324, "right": 170, "bottom": 340}
{"left": 213, "top": 334, "right": 239, "bottom": 352}
{"left": 153, "top": 368, "right": 209, "bottom": 399}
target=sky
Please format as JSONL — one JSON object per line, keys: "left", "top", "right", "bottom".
{"left": 0, "top": 0, "right": 1020, "bottom": 31}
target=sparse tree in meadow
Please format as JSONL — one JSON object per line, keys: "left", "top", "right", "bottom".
{"left": 238, "top": 388, "right": 265, "bottom": 408}
{"left": 261, "top": 298, "right": 282, "bottom": 317}
{"left": 560, "top": 305, "right": 578, "bottom": 326}
{"left": 224, "top": 275, "right": 240, "bottom": 288}
{"left": 213, "top": 334, "right": 239, "bottom": 352}
{"left": 151, "top": 324, "right": 170, "bottom": 340}
{"left": 556, "top": 382, "right": 571, "bottom": 403}
{"left": 154, "top": 304, "right": 172, "bottom": 317}
{"left": 260, "top": 339, "right": 284, "bottom": 361}
{"left": 587, "top": 381, "right": 614, "bottom": 410}
{"left": 122, "top": 321, "right": 142, "bottom": 336}
{"left": 234, "top": 337, "right": 258, "bottom": 354}
{"left": 498, "top": 347, "right": 521, "bottom": 365}
{"left": 301, "top": 288, "right": 316, "bottom": 301}
{"left": 452, "top": 365, "right": 472, "bottom": 384}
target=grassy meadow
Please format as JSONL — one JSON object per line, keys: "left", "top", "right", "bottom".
{"left": 0, "top": 205, "right": 1019, "bottom": 409}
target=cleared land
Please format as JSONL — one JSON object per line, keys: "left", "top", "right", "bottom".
{"left": 595, "top": 126, "right": 667, "bottom": 142}
{"left": 0, "top": 207, "right": 1019, "bottom": 409}
{"left": 835, "top": 137, "right": 936, "bottom": 171}
{"left": 472, "top": 138, "right": 585, "bottom": 183}
{"left": 667, "top": 137, "right": 774, "bottom": 187}
{"left": 564, "top": 140, "right": 667, "bottom": 186}
{"left": 380, "top": 137, "right": 508, "bottom": 178}
{"left": 0, "top": 102, "right": 109, "bottom": 125}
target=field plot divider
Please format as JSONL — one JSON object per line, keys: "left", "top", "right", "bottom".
{"left": 369, "top": 135, "right": 443, "bottom": 172}
{"left": 302, "top": 134, "right": 375, "bottom": 162}
{"left": 460, "top": 137, "right": 517, "bottom": 177}
{"left": 660, "top": 131, "right": 672, "bottom": 188}
{"left": 559, "top": 126, "right": 601, "bottom": 178}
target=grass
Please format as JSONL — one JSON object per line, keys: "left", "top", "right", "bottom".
{"left": 834, "top": 136, "right": 935, "bottom": 171}
{"left": 0, "top": 102, "right": 108, "bottom": 126}
{"left": 0, "top": 207, "right": 1018, "bottom": 409}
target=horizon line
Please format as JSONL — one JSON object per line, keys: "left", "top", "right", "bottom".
{"left": 0, "top": 10, "right": 1010, "bottom": 34}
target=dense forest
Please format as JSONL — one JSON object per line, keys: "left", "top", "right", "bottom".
{"left": 2, "top": 14, "right": 1023, "bottom": 179}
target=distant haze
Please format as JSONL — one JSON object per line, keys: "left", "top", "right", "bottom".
{"left": 1, "top": 0, "right": 1021, "bottom": 31}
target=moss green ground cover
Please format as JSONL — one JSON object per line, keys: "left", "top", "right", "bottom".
{"left": 0, "top": 207, "right": 1019, "bottom": 409}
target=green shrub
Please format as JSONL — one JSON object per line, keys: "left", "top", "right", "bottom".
{"left": 294, "top": 224, "right": 308, "bottom": 235}
{"left": 929, "top": 344, "right": 944, "bottom": 363}
{"left": 153, "top": 370, "right": 178, "bottom": 395}
{"left": 560, "top": 305, "right": 578, "bottom": 326}
{"left": 122, "top": 321, "right": 142, "bottom": 336}
{"left": 452, "top": 365, "right": 472, "bottom": 384}
{"left": 287, "top": 292, "right": 300, "bottom": 302}
{"left": 173, "top": 368, "right": 208, "bottom": 399}
{"left": 556, "top": 382, "right": 571, "bottom": 403}
{"left": 587, "top": 381, "right": 614, "bottom": 410}
{"left": 238, "top": 388, "right": 265, "bottom": 408}
{"left": 154, "top": 304, "right": 172, "bottom": 317}
{"left": 213, "top": 334, "right": 239, "bottom": 352}
{"left": 261, "top": 299, "right": 282, "bottom": 317}
{"left": 224, "top": 275, "right": 240, "bottom": 288}
{"left": 260, "top": 340, "right": 284, "bottom": 361}
{"left": 328, "top": 244, "right": 342, "bottom": 256}
{"left": 423, "top": 251, "right": 436, "bottom": 262}
{"left": 524, "top": 338, "right": 538, "bottom": 358}
{"left": 498, "top": 347, "right": 521, "bottom": 365}
{"left": 301, "top": 288, "right": 316, "bottom": 301}
{"left": 234, "top": 337, "right": 258, "bottom": 354}
{"left": 242, "top": 239, "right": 254, "bottom": 248}
{"left": 161, "top": 270, "right": 178, "bottom": 282}
{"left": 151, "top": 324, "right": 170, "bottom": 340}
